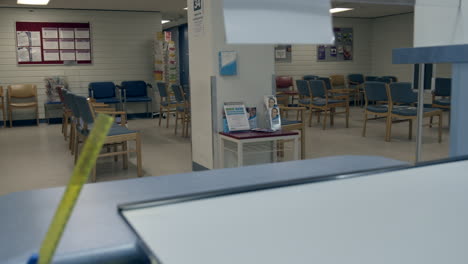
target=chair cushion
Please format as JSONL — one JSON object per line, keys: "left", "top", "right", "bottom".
{"left": 121, "top": 81, "right": 147, "bottom": 97}
{"left": 282, "top": 120, "right": 302, "bottom": 126}
{"left": 107, "top": 125, "right": 137, "bottom": 136}
{"left": 299, "top": 99, "right": 311, "bottom": 105}
{"left": 366, "top": 105, "right": 388, "bottom": 113}
{"left": 331, "top": 93, "right": 349, "bottom": 98}
{"left": 312, "top": 98, "right": 345, "bottom": 106}
{"left": 433, "top": 99, "right": 451, "bottom": 106}
{"left": 392, "top": 106, "right": 440, "bottom": 116}
{"left": 10, "top": 102, "right": 38, "bottom": 107}
{"left": 95, "top": 98, "right": 121, "bottom": 104}
{"left": 123, "top": 96, "right": 152, "bottom": 103}
{"left": 177, "top": 106, "right": 186, "bottom": 112}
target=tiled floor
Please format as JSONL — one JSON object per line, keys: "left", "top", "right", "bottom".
{"left": 0, "top": 107, "right": 450, "bottom": 196}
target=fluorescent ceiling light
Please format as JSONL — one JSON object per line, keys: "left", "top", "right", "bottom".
{"left": 162, "top": 20, "right": 170, "bottom": 24}
{"left": 184, "top": 7, "right": 188, "bottom": 10}
{"left": 330, "top": 8, "right": 354, "bottom": 14}
{"left": 17, "top": 0, "right": 50, "bottom": 5}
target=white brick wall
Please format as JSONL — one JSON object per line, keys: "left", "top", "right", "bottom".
{"left": 0, "top": 8, "right": 161, "bottom": 121}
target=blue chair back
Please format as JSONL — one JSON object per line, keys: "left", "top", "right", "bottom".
{"left": 434, "top": 78, "right": 451, "bottom": 97}
{"left": 317, "top": 77, "right": 332, "bottom": 90}
{"left": 157, "top": 82, "right": 168, "bottom": 98}
{"left": 303, "top": 75, "right": 319, "bottom": 81}
{"left": 89, "top": 82, "right": 116, "bottom": 99}
{"left": 376, "top": 77, "right": 392, "bottom": 84}
{"left": 365, "top": 76, "right": 379, "bottom": 82}
{"left": 121, "top": 81, "right": 147, "bottom": 97}
{"left": 382, "top": 76, "right": 398, "bottom": 82}
{"left": 64, "top": 91, "right": 80, "bottom": 119}
{"left": 74, "top": 95, "right": 94, "bottom": 124}
{"left": 296, "top": 80, "right": 310, "bottom": 97}
{"left": 348, "top": 74, "right": 364, "bottom": 84}
{"left": 309, "top": 80, "right": 326, "bottom": 98}
{"left": 182, "top": 85, "right": 190, "bottom": 101}
{"left": 389, "top": 82, "right": 417, "bottom": 104}
{"left": 364, "top": 82, "right": 388, "bottom": 102}
{"left": 171, "top": 84, "right": 184, "bottom": 103}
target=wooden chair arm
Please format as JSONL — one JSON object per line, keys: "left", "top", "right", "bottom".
{"left": 280, "top": 106, "right": 306, "bottom": 111}
{"left": 329, "top": 88, "right": 355, "bottom": 93}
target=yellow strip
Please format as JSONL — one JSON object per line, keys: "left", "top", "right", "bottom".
{"left": 38, "top": 114, "right": 114, "bottom": 264}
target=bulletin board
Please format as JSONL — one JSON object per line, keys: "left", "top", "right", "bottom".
{"left": 16, "top": 22, "right": 92, "bottom": 65}
{"left": 317, "top": 27, "right": 353, "bottom": 62}
{"left": 275, "top": 45, "right": 292, "bottom": 63}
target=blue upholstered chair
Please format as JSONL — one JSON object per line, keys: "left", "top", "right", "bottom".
{"left": 376, "top": 77, "right": 393, "bottom": 84}
{"left": 382, "top": 76, "right": 398, "bottom": 82}
{"left": 303, "top": 75, "right": 319, "bottom": 81}
{"left": 171, "top": 84, "right": 190, "bottom": 137}
{"left": 388, "top": 82, "right": 442, "bottom": 143}
{"left": 432, "top": 78, "right": 451, "bottom": 109}
{"left": 73, "top": 94, "right": 143, "bottom": 181}
{"left": 307, "top": 80, "right": 349, "bottom": 129}
{"left": 119, "top": 81, "right": 153, "bottom": 117}
{"left": 88, "top": 82, "right": 121, "bottom": 108}
{"left": 362, "top": 82, "right": 390, "bottom": 139}
{"left": 365, "top": 76, "right": 379, "bottom": 82}
{"left": 296, "top": 80, "right": 312, "bottom": 105}
{"left": 348, "top": 74, "right": 365, "bottom": 106}
{"left": 318, "top": 77, "right": 349, "bottom": 101}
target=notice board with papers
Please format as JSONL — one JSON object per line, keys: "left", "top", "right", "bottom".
{"left": 16, "top": 22, "right": 92, "bottom": 65}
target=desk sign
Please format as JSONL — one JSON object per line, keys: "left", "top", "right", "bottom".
{"left": 224, "top": 103, "right": 250, "bottom": 131}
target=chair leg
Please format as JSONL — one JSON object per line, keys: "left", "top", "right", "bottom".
{"left": 123, "top": 142, "right": 128, "bottom": 169}
{"left": 74, "top": 134, "right": 80, "bottom": 164}
{"left": 330, "top": 108, "right": 334, "bottom": 126}
{"left": 385, "top": 116, "right": 392, "bottom": 142}
{"left": 174, "top": 112, "right": 179, "bottom": 134}
{"left": 409, "top": 119, "right": 413, "bottom": 140}
{"left": 300, "top": 128, "right": 305, "bottom": 159}
{"left": 362, "top": 112, "right": 368, "bottom": 137}
{"left": 114, "top": 144, "right": 118, "bottom": 162}
{"left": 70, "top": 123, "right": 75, "bottom": 155}
{"left": 166, "top": 109, "right": 170, "bottom": 128}
{"left": 158, "top": 106, "right": 163, "bottom": 126}
{"left": 345, "top": 103, "right": 350, "bottom": 128}
{"left": 429, "top": 116, "right": 433, "bottom": 128}
{"left": 308, "top": 108, "right": 313, "bottom": 127}
{"left": 136, "top": 133, "right": 143, "bottom": 177}
{"left": 9, "top": 107, "right": 12, "bottom": 128}
{"left": 322, "top": 109, "right": 327, "bottom": 130}
{"left": 438, "top": 113, "right": 443, "bottom": 143}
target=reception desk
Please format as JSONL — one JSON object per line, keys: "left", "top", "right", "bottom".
{"left": 1, "top": 156, "right": 407, "bottom": 263}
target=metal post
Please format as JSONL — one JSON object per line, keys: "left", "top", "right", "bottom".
{"left": 415, "top": 63, "right": 425, "bottom": 162}
{"left": 210, "top": 76, "right": 218, "bottom": 168}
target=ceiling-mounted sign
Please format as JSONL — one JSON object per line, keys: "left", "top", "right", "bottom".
{"left": 192, "top": 0, "right": 204, "bottom": 36}
{"left": 223, "top": 0, "right": 334, "bottom": 44}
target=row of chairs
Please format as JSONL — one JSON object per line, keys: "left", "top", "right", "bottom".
{"left": 156, "top": 82, "right": 191, "bottom": 137}
{"left": 0, "top": 84, "right": 39, "bottom": 128}
{"left": 57, "top": 88, "right": 143, "bottom": 182}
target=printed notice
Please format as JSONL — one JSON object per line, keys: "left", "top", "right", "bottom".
{"left": 76, "top": 50, "right": 91, "bottom": 61}
{"left": 59, "top": 39, "right": 75, "bottom": 49}
{"left": 75, "top": 28, "right": 90, "bottom": 38}
{"left": 75, "top": 39, "right": 90, "bottom": 50}
{"left": 44, "top": 50, "right": 60, "bottom": 61}
{"left": 30, "top": 47, "right": 42, "bottom": 62}
{"left": 223, "top": 103, "right": 250, "bottom": 131}
{"left": 17, "top": 47, "right": 31, "bottom": 62}
{"left": 60, "top": 50, "right": 76, "bottom": 61}
{"left": 42, "top": 28, "right": 58, "bottom": 39}
{"left": 17, "top": 31, "right": 31, "bottom": 47}
{"left": 59, "top": 28, "right": 74, "bottom": 39}
{"left": 43, "top": 39, "right": 59, "bottom": 49}
{"left": 30, "top": 32, "right": 41, "bottom": 46}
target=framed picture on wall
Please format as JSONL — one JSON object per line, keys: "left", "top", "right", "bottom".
{"left": 317, "top": 27, "right": 353, "bottom": 62}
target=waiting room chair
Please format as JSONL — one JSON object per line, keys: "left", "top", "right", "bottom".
{"left": 56, "top": 87, "right": 71, "bottom": 140}
{"left": 7, "top": 84, "right": 39, "bottom": 127}
{"left": 382, "top": 76, "right": 398, "bottom": 83}
{"left": 88, "top": 82, "right": 122, "bottom": 108}
{"left": 280, "top": 106, "right": 306, "bottom": 159}
{"left": 0, "top": 86, "right": 5, "bottom": 128}
{"left": 171, "top": 84, "right": 190, "bottom": 137}
{"left": 362, "top": 82, "right": 391, "bottom": 140}
{"left": 365, "top": 76, "right": 379, "bottom": 82}
{"left": 376, "top": 77, "right": 393, "bottom": 84}
{"left": 73, "top": 95, "right": 143, "bottom": 181}
{"left": 330, "top": 74, "right": 359, "bottom": 106}
{"left": 348, "top": 74, "right": 365, "bottom": 106}
{"left": 430, "top": 77, "right": 451, "bottom": 127}
{"left": 388, "top": 82, "right": 442, "bottom": 142}
{"left": 119, "top": 81, "right": 153, "bottom": 117}
{"left": 276, "top": 76, "right": 294, "bottom": 106}
{"left": 156, "top": 82, "right": 177, "bottom": 128}
{"left": 303, "top": 75, "right": 319, "bottom": 81}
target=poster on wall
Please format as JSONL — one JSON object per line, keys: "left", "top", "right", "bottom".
{"left": 16, "top": 22, "right": 92, "bottom": 65}
{"left": 219, "top": 51, "right": 237, "bottom": 76}
{"left": 317, "top": 27, "right": 353, "bottom": 62}
{"left": 274, "top": 45, "right": 292, "bottom": 63}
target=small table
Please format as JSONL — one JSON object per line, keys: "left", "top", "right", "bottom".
{"left": 219, "top": 130, "right": 300, "bottom": 168}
